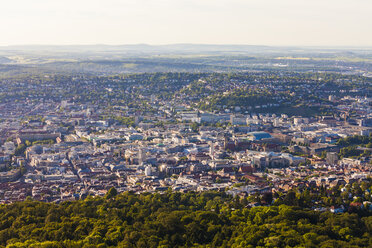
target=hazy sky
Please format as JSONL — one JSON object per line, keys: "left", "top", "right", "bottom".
{"left": 1, "top": 0, "right": 371, "bottom": 46}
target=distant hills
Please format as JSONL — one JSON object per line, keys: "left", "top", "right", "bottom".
{"left": 0, "top": 44, "right": 371, "bottom": 76}
{"left": 1, "top": 44, "right": 371, "bottom": 54}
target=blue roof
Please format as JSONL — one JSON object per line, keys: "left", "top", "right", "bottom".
{"left": 248, "top": 132, "right": 272, "bottom": 140}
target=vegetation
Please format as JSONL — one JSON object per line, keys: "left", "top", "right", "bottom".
{"left": 14, "top": 144, "right": 26, "bottom": 156}
{"left": 112, "top": 116, "right": 135, "bottom": 127}
{"left": 336, "top": 134, "right": 372, "bottom": 148}
{"left": 336, "top": 134, "right": 372, "bottom": 159}
{"left": 0, "top": 189, "right": 371, "bottom": 248}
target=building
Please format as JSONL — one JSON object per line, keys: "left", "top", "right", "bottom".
{"left": 247, "top": 132, "right": 272, "bottom": 141}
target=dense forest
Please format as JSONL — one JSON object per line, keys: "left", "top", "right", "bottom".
{"left": 0, "top": 190, "right": 371, "bottom": 248}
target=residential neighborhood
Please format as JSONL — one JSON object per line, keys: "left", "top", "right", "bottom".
{"left": 0, "top": 72, "right": 370, "bottom": 213}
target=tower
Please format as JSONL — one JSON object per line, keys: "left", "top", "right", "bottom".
{"left": 145, "top": 165, "right": 152, "bottom": 176}
{"left": 209, "top": 141, "right": 215, "bottom": 160}
{"left": 138, "top": 148, "right": 146, "bottom": 165}
{"left": 224, "top": 135, "right": 228, "bottom": 150}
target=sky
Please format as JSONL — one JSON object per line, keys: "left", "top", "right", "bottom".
{"left": 0, "top": 0, "right": 371, "bottom": 47}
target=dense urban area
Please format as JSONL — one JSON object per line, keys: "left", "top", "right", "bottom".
{"left": 0, "top": 47, "right": 371, "bottom": 247}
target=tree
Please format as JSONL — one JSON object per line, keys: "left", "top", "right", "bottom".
{"left": 190, "top": 122, "right": 199, "bottom": 133}
{"left": 261, "top": 192, "right": 273, "bottom": 205}
{"left": 105, "top": 187, "right": 117, "bottom": 199}
{"left": 14, "top": 144, "right": 26, "bottom": 156}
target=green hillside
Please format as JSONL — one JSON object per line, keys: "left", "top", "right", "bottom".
{"left": 0, "top": 190, "right": 371, "bottom": 248}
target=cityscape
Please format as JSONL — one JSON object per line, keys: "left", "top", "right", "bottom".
{"left": 0, "top": 69, "right": 370, "bottom": 208}
{"left": 0, "top": 0, "right": 371, "bottom": 247}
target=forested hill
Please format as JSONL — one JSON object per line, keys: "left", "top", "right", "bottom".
{"left": 0, "top": 190, "right": 371, "bottom": 248}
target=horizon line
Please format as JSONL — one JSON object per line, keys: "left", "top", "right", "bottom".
{"left": 0, "top": 43, "right": 372, "bottom": 49}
